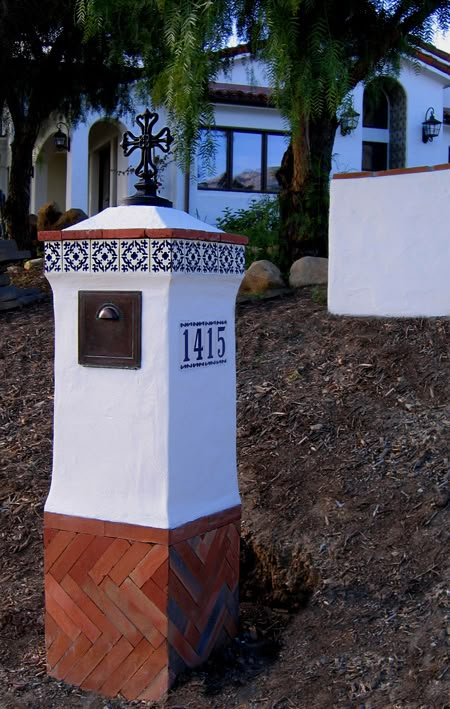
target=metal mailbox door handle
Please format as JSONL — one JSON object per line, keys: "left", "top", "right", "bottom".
{"left": 96, "top": 304, "right": 121, "bottom": 320}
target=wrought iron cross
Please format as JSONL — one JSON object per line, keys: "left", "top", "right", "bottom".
{"left": 121, "top": 109, "right": 174, "bottom": 205}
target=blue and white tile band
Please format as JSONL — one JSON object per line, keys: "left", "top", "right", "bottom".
{"left": 44, "top": 239, "right": 245, "bottom": 276}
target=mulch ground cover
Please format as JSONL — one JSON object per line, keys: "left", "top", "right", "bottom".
{"left": 0, "top": 266, "right": 448, "bottom": 708}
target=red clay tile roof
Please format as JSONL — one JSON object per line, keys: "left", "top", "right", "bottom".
{"left": 208, "top": 81, "right": 272, "bottom": 106}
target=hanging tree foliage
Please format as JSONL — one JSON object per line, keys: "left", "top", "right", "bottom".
{"left": 0, "top": 0, "right": 145, "bottom": 251}
{"left": 83, "top": 1, "right": 450, "bottom": 264}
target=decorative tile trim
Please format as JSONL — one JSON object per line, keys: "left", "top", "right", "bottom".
{"left": 45, "top": 238, "right": 245, "bottom": 276}
{"left": 39, "top": 228, "right": 248, "bottom": 245}
{"left": 44, "top": 242, "right": 62, "bottom": 273}
{"left": 44, "top": 509, "right": 240, "bottom": 701}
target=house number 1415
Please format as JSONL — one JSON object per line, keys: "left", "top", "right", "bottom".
{"left": 180, "top": 320, "right": 227, "bottom": 369}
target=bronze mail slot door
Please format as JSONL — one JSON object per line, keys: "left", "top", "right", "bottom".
{"left": 78, "top": 291, "right": 142, "bottom": 369}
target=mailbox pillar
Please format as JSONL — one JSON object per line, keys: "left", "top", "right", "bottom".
{"left": 39, "top": 205, "right": 246, "bottom": 701}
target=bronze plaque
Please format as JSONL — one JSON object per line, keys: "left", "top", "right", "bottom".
{"left": 78, "top": 291, "right": 142, "bottom": 369}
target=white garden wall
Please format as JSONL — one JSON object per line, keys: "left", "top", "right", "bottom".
{"left": 328, "top": 164, "right": 450, "bottom": 317}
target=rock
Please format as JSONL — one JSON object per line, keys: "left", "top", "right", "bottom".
{"left": 239, "top": 260, "right": 284, "bottom": 295}
{"left": 37, "top": 202, "right": 87, "bottom": 232}
{"left": 289, "top": 256, "right": 328, "bottom": 287}
{"left": 24, "top": 257, "right": 44, "bottom": 271}
{"left": 53, "top": 208, "right": 88, "bottom": 230}
{"left": 37, "top": 202, "right": 62, "bottom": 231}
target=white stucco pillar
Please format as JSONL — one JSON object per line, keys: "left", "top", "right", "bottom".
{"left": 39, "top": 204, "right": 246, "bottom": 701}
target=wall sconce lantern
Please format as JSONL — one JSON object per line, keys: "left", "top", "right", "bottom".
{"left": 340, "top": 108, "right": 360, "bottom": 136}
{"left": 54, "top": 122, "right": 71, "bottom": 152}
{"left": 422, "top": 107, "right": 442, "bottom": 143}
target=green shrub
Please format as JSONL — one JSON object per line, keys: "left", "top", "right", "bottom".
{"left": 217, "top": 197, "right": 280, "bottom": 267}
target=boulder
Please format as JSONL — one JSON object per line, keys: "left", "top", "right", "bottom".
{"left": 37, "top": 202, "right": 87, "bottom": 232}
{"left": 289, "top": 256, "right": 328, "bottom": 287}
{"left": 238, "top": 259, "right": 284, "bottom": 295}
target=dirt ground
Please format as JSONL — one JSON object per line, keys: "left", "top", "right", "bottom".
{"left": 0, "top": 267, "right": 449, "bottom": 708}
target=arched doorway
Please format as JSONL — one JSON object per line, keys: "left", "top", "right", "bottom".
{"left": 34, "top": 133, "right": 68, "bottom": 212}
{"left": 362, "top": 78, "right": 407, "bottom": 171}
{"left": 88, "top": 120, "right": 128, "bottom": 215}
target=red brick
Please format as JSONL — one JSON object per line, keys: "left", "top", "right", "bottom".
{"left": 81, "top": 636, "right": 133, "bottom": 691}
{"left": 69, "top": 536, "right": 115, "bottom": 585}
{"left": 202, "top": 606, "right": 227, "bottom": 660}
{"left": 45, "top": 612, "right": 59, "bottom": 648}
{"left": 45, "top": 593, "right": 80, "bottom": 641}
{"left": 184, "top": 620, "right": 201, "bottom": 649}
{"left": 101, "top": 228, "right": 146, "bottom": 240}
{"left": 47, "top": 630, "right": 72, "bottom": 670}
{"left": 44, "top": 512, "right": 104, "bottom": 536}
{"left": 121, "top": 577, "right": 168, "bottom": 636}
{"left": 102, "top": 577, "right": 166, "bottom": 647}
{"left": 52, "top": 633, "right": 92, "bottom": 680}
{"left": 59, "top": 229, "right": 104, "bottom": 241}
{"left": 333, "top": 171, "right": 371, "bottom": 180}
{"left": 152, "top": 558, "right": 169, "bottom": 590}
{"left": 46, "top": 574, "right": 101, "bottom": 644}
{"left": 140, "top": 577, "right": 168, "bottom": 616}
{"left": 121, "top": 643, "right": 168, "bottom": 700}
{"left": 169, "top": 506, "right": 241, "bottom": 544}
{"left": 432, "top": 162, "right": 450, "bottom": 171}
{"left": 38, "top": 230, "right": 62, "bottom": 241}
{"left": 168, "top": 622, "right": 200, "bottom": 668}
{"left": 61, "top": 573, "right": 121, "bottom": 643}
{"left": 173, "top": 540, "right": 204, "bottom": 578}
{"left": 137, "top": 667, "right": 170, "bottom": 701}
{"left": 44, "top": 531, "right": 76, "bottom": 572}
{"left": 104, "top": 520, "right": 169, "bottom": 544}
{"left": 129, "top": 545, "right": 168, "bottom": 588}
{"left": 64, "top": 634, "right": 113, "bottom": 686}
{"left": 49, "top": 534, "right": 94, "bottom": 582}
{"left": 44, "top": 528, "right": 58, "bottom": 548}
{"left": 99, "top": 637, "right": 154, "bottom": 697}
{"left": 109, "top": 541, "right": 150, "bottom": 585}
{"left": 83, "top": 576, "right": 143, "bottom": 647}
{"left": 88, "top": 538, "right": 130, "bottom": 584}
{"left": 168, "top": 570, "right": 196, "bottom": 619}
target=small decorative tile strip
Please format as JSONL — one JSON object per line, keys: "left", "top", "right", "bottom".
{"left": 44, "top": 510, "right": 240, "bottom": 701}
{"left": 45, "top": 239, "right": 244, "bottom": 276}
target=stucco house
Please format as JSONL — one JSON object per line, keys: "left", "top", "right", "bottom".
{"left": 1, "top": 43, "right": 450, "bottom": 228}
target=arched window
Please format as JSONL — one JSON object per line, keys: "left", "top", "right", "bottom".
{"left": 362, "top": 79, "right": 406, "bottom": 172}
{"left": 363, "top": 88, "right": 389, "bottom": 129}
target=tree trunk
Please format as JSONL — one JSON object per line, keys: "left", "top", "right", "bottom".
{"left": 4, "top": 124, "right": 38, "bottom": 253}
{"left": 276, "top": 113, "right": 338, "bottom": 270}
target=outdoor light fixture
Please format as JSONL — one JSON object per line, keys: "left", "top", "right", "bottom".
{"left": 339, "top": 108, "right": 360, "bottom": 136}
{"left": 422, "top": 107, "right": 442, "bottom": 143}
{"left": 54, "top": 121, "right": 71, "bottom": 152}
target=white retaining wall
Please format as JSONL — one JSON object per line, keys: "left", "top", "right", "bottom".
{"left": 328, "top": 164, "right": 450, "bottom": 317}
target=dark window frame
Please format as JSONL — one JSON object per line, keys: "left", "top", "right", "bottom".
{"left": 197, "top": 126, "right": 288, "bottom": 194}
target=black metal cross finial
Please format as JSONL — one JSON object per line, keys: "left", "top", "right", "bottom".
{"left": 121, "top": 109, "right": 174, "bottom": 207}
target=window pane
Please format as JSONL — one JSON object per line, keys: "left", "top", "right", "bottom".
{"left": 232, "top": 132, "right": 262, "bottom": 191}
{"left": 363, "top": 89, "right": 388, "bottom": 129}
{"left": 266, "top": 134, "right": 286, "bottom": 191}
{"left": 197, "top": 130, "right": 228, "bottom": 189}
{"left": 362, "top": 141, "right": 388, "bottom": 171}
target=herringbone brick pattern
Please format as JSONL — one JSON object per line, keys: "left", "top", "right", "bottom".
{"left": 169, "top": 521, "right": 240, "bottom": 669}
{"left": 44, "top": 512, "right": 240, "bottom": 701}
{"left": 45, "top": 528, "right": 170, "bottom": 700}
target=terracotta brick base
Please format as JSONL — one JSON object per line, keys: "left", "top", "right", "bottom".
{"left": 44, "top": 508, "right": 240, "bottom": 701}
